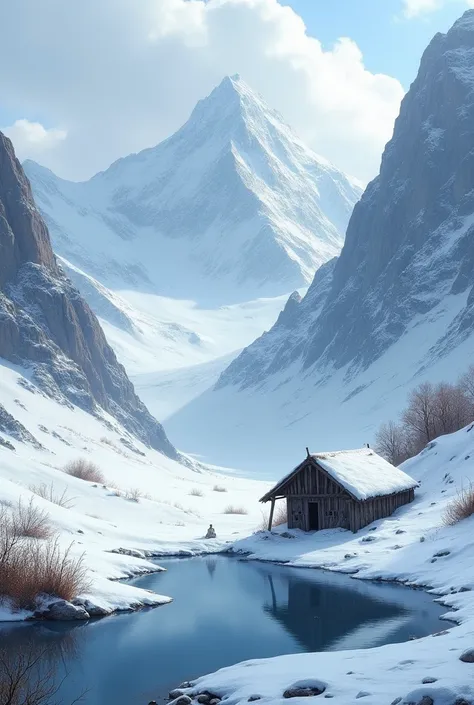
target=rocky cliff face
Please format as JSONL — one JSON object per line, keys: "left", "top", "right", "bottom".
{"left": 0, "top": 132, "right": 177, "bottom": 458}
{"left": 220, "top": 10, "right": 474, "bottom": 387}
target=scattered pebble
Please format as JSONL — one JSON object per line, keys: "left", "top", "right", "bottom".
{"left": 459, "top": 648, "right": 474, "bottom": 663}
{"left": 421, "top": 677, "right": 437, "bottom": 684}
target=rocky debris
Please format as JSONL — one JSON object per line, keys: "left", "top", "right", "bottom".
{"left": 280, "top": 532, "right": 296, "bottom": 539}
{"left": 39, "top": 600, "right": 90, "bottom": 621}
{"left": 421, "top": 678, "right": 437, "bottom": 684}
{"left": 459, "top": 648, "right": 474, "bottom": 662}
{"left": 433, "top": 550, "right": 451, "bottom": 557}
{"left": 110, "top": 547, "right": 147, "bottom": 559}
{"left": 396, "top": 529, "right": 406, "bottom": 535}
{"left": 391, "top": 699, "right": 402, "bottom": 705}
{"left": 361, "top": 535, "right": 376, "bottom": 543}
{"left": 170, "top": 697, "right": 192, "bottom": 705}
{"left": 248, "top": 697, "right": 261, "bottom": 702}
{"left": 0, "top": 435, "right": 15, "bottom": 451}
{"left": 355, "top": 692, "right": 371, "bottom": 699}
{"left": 0, "top": 131, "right": 177, "bottom": 458}
{"left": 0, "top": 403, "right": 42, "bottom": 448}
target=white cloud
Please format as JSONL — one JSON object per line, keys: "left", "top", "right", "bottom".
{"left": 0, "top": 0, "right": 405, "bottom": 183}
{"left": 2, "top": 119, "right": 67, "bottom": 160}
{"left": 402, "top": 0, "right": 474, "bottom": 18}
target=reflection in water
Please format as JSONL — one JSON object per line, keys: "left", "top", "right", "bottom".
{"left": 0, "top": 556, "right": 444, "bottom": 705}
{"left": 0, "top": 625, "right": 85, "bottom": 704}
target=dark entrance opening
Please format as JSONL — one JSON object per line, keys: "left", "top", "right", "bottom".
{"left": 308, "top": 502, "right": 319, "bottom": 530}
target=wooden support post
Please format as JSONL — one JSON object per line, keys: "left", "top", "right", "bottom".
{"left": 268, "top": 498, "right": 275, "bottom": 531}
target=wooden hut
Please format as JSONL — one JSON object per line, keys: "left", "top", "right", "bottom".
{"left": 260, "top": 448, "right": 418, "bottom": 533}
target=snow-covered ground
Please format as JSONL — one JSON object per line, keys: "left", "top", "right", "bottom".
{"left": 176, "top": 423, "right": 474, "bottom": 705}
{"left": 0, "top": 361, "right": 269, "bottom": 620}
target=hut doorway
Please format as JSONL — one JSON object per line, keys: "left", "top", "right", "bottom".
{"left": 308, "top": 502, "right": 319, "bottom": 530}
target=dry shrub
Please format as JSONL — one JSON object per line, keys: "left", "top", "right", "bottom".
{"left": 0, "top": 506, "right": 89, "bottom": 610}
{"left": 124, "top": 487, "right": 149, "bottom": 502}
{"left": 29, "top": 482, "right": 75, "bottom": 509}
{"left": 223, "top": 505, "right": 248, "bottom": 515}
{"left": 189, "top": 488, "right": 204, "bottom": 497}
{"left": 64, "top": 458, "right": 104, "bottom": 483}
{"left": 13, "top": 499, "right": 54, "bottom": 540}
{"left": 213, "top": 485, "right": 227, "bottom": 493}
{"left": 443, "top": 484, "right": 474, "bottom": 526}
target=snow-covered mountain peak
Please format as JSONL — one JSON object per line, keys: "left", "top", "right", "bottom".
{"left": 26, "top": 77, "right": 361, "bottom": 304}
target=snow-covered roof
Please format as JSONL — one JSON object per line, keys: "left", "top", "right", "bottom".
{"left": 261, "top": 449, "right": 418, "bottom": 503}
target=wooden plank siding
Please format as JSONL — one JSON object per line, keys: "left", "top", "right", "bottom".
{"left": 279, "top": 459, "right": 416, "bottom": 533}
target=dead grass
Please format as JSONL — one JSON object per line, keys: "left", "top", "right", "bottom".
{"left": 223, "top": 505, "right": 248, "bottom": 515}
{"left": 64, "top": 458, "right": 105, "bottom": 483}
{"left": 258, "top": 502, "right": 287, "bottom": 531}
{"left": 13, "top": 499, "right": 54, "bottom": 540}
{"left": 213, "top": 485, "right": 227, "bottom": 493}
{"left": 189, "top": 488, "right": 204, "bottom": 497}
{"left": 443, "top": 484, "right": 474, "bottom": 526}
{"left": 0, "top": 506, "right": 89, "bottom": 610}
{"left": 29, "top": 482, "right": 75, "bottom": 509}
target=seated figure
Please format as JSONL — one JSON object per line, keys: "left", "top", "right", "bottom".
{"left": 205, "top": 523, "right": 216, "bottom": 539}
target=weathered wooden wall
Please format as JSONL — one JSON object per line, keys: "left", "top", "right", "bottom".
{"left": 349, "top": 488, "right": 415, "bottom": 532}
{"left": 283, "top": 460, "right": 415, "bottom": 533}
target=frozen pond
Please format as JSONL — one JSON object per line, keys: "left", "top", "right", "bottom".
{"left": 0, "top": 556, "right": 445, "bottom": 704}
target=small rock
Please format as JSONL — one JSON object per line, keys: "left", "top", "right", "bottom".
{"left": 179, "top": 682, "right": 193, "bottom": 689}
{"left": 432, "top": 630, "right": 449, "bottom": 637}
{"left": 430, "top": 558, "right": 437, "bottom": 563}
{"left": 420, "top": 536, "right": 425, "bottom": 542}
{"left": 453, "top": 699, "right": 471, "bottom": 705}
{"left": 356, "top": 692, "right": 371, "bottom": 699}
{"left": 77, "top": 529, "right": 84, "bottom": 534}
{"left": 283, "top": 687, "right": 325, "bottom": 698}
{"left": 392, "top": 545, "right": 403, "bottom": 550}
{"left": 395, "top": 529, "right": 406, "bottom": 535}
{"left": 433, "top": 550, "right": 450, "bottom": 558}
{"left": 248, "top": 697, "right": 261, "bottom": 702}
{"left": 460, "top": 648, "right": 474, "bottom": 663}
{"left": 361, "top": 536, "right": 376, "bottom": 543}
{"left": 460, "top": 587, "right": 471, "bottom": 592}
{"left": 369, "top": 526, "right": 377, "bottom": 531}
{"left": 169, "top": 690, "right": 185, "bottom": 700}
{"left": 148, "top": 701, "right": 157, "bottom": 705}
{"left": 72, "top": 599, "right": 109, "bottom": 617}
{"left": 209, "top": 699, "right": 220, "bottom": 705}
{"left": 44, "top": 600, "right": 90, "bottom": 621}
{"left": 173, "top": 697, "right": 192, "bottom": 705}
{"left": 391, "top": 699, "right": 402, "bottom": 705}
{"left": 346, "top": 671, "right": 354, "bottom": 675}
{"left": 430, "top": 502, "right": 436, "bottom": 506}
{"left": 417, "top": 698, "right": 434, "bottom": 705}
{"left": 421, "top": 677, "right": 437, "bottom": 684}
{"left": 197, "top": 696, "right": 210, "bottom": 704}
{"left": 324, "top": 696, "right": 334, "bottom": 700}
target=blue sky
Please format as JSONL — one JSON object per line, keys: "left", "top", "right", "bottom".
{"left": 284, "top": 0, "right": 468, "bottom": 87}
{"left": 0, "top": 0, "right": 472, "bottom": 181}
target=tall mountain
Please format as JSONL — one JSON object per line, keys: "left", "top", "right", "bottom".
{"left": 0, "top": 131, "right": 176, "bottom": 458}
{"left": 165, "top": 11, "right": 474, "bottom": 474}
{"left": 25, "top": 75, "right": 361, "bottom": 306}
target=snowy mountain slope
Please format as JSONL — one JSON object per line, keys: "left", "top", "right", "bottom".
{"left": 0, "top": 131, "right": 175, "bottom": 458}
{"left": 25, "top": 75, "right": 361, "bottom": 306}
{"left": 166, "top": 11, "right": 474, "bottom": 473}
{"left": 0, "top": 360, "right": 269, "bottom": 619}
{"left": 185, "top": 422, "right": 474, "bottom": 705}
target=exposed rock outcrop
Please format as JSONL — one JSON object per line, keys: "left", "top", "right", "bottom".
{"left": 0, "top": 132, "right": 176, "bottom": 458}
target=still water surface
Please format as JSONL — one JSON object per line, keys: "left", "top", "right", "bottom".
{"left": 0, "top": 556, "right": 445, "bottom": 704}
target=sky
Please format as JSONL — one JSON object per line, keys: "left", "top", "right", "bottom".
{"left": 1, "top": 0, "right": 473, "bottom": 184}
